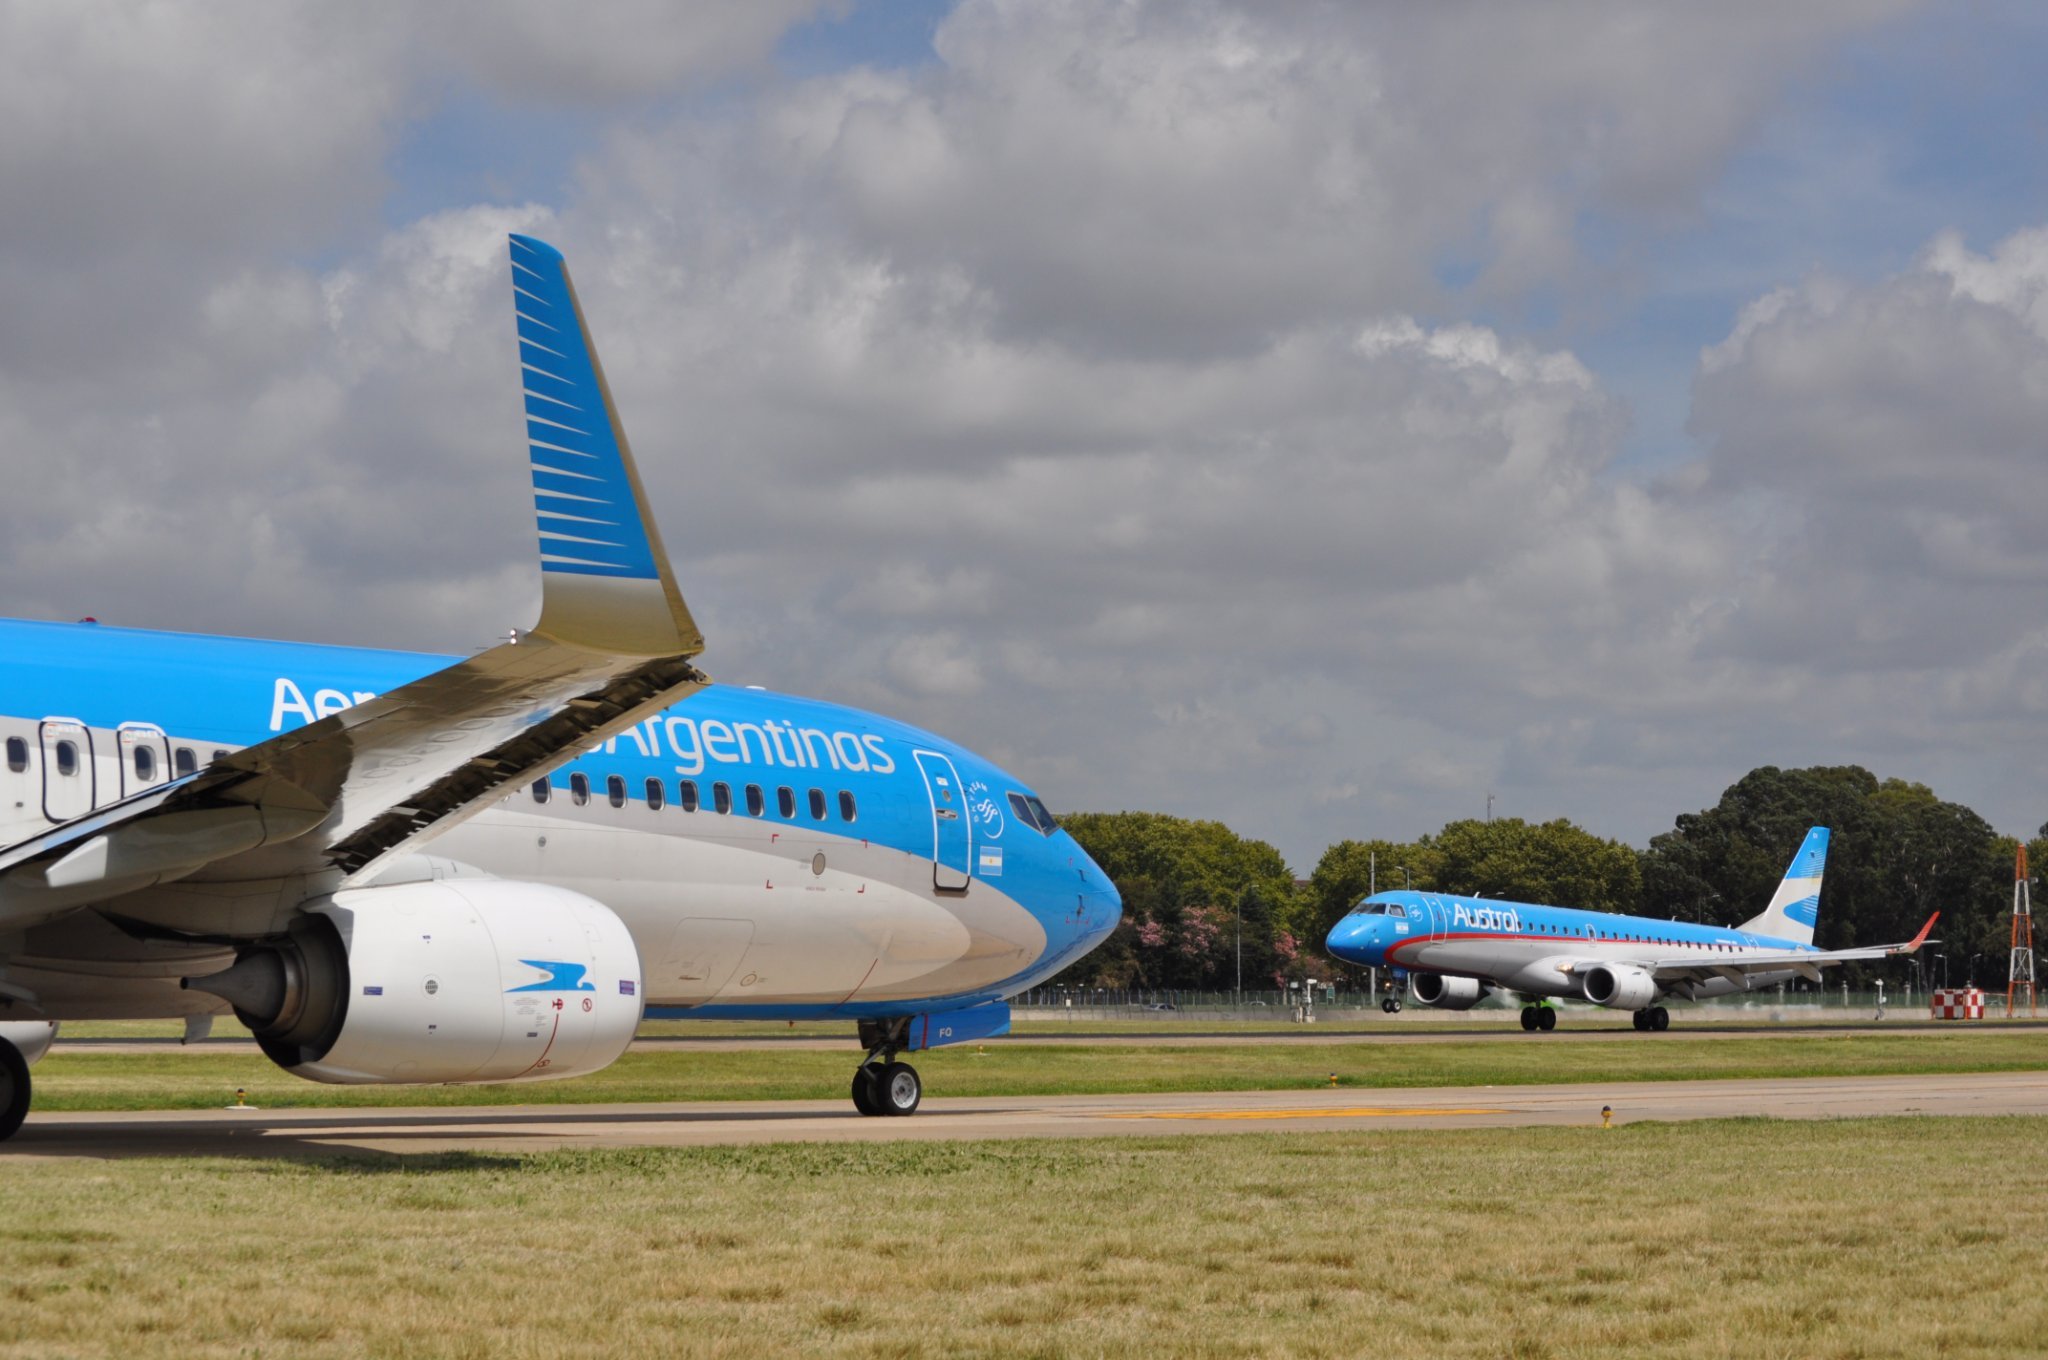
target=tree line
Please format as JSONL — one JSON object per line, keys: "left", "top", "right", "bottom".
{"left": 1049, "top": 766, "right": 2044, "bottom": 994}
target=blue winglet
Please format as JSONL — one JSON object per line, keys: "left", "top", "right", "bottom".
{"left": 506, "top": 235, "right": 701, "bottom": 657}
{"left": 509, "top": 234, "right": 660, "bottom": 581}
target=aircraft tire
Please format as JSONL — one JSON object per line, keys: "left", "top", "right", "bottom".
{"left": 851, "top": 1068, "right": 882, "bottom": 1117}
{"left": 1631, "top": 1010, "right": 1649, "bottom": 1032}
{"left": 1537, "top": 1007, "right": 1556, "bottom": 1032}
{"left": 1388, "top": 999, "right": 1402, "bottom": 1014}
{"left": 0, "top": 1038, "right": 27, "bottom": 1142}
{"left": 1650, "top": 1007, "right": 1670, "bottom": 1032}
{"left": 877, "top": 1061, "right": 922, "bottom": 1116}
{"left": 1519, "top": 1007, "right": 1538, "bottom": 1032}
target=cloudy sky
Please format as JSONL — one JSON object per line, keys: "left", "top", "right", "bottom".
{"left": 4, "top": 0, "right": 2045, "bottom": 867}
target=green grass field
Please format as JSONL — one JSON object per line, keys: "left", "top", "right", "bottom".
{"left": 2, "top": 1118, "right": 2038, "bottom": 1358}
{"left": 27, "top": 1030, "right": 2048, "bottom": 1111}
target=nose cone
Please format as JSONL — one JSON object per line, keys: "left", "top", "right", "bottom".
{"left": 1325, "top": 916, "right": 1376, "bottom": 964}
{"left": 1065, "top": 833, "right": 1123, "bottom": 946}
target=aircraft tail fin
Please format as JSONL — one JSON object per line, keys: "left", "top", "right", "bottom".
{"left": 508, "top": 234, "right": 704, "bottom": 658}
{"left": 1736, "top": 826, "right": 1828, "bottom": 946}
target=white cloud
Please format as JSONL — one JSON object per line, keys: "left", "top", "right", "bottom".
{"left": 16, "top": 0, "right": 2044, "bottom": 871}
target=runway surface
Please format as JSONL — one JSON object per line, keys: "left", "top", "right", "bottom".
{"left": 8, "top": 1071, "right": 2045, "bottom": 1160}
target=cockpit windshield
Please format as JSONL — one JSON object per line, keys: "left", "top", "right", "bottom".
{"left": 1348, "top": 898, "right": 1406, "bottom": 918}
{"left": 1007, "top": 791, "right": 1060, "bottom": 835}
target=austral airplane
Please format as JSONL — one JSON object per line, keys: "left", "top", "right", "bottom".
{"left": 1324, "top": 827, "right": 1935, "bottom": 1031}
{"left": 0, "top": 234, "right": 1121, "bottom": 1141}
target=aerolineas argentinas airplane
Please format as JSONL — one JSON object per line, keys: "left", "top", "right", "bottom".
{"left": 1324, "top": 828, "right": 1935, "bottom": 1030}
{"left": 0, "top": 235, "right": 1121, "bottom": 1141}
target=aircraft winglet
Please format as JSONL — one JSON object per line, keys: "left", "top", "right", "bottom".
{"left": 1895, "top": 912, "right": 1940, "bottom": 954}
{"left": 509, "top": 233, "right": 703, "bottom": 657}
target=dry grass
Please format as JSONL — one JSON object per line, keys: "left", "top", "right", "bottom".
{"left": 1, "top": 1118, "right": 2042, "bottom": 1358}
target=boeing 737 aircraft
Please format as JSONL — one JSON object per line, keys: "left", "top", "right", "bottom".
{"left": 1325, "top": 828, "right": 1935, "bottom": 1030}
{"left": 0, "top": 235, "right": 1120, "bottom": 1140}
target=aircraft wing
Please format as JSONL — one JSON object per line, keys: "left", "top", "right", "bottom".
{"left": 1645, "top": 914, "right": 1940, "bottom": 987}
{"left": 0, "top": 235, "right": 706, "bottom": 930}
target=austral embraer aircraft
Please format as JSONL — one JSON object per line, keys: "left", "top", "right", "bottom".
{"left": 1325, "top": 828, "right": 1935, "bottom": 1031}
{"left": 0, "top": 234, "right": 1120, "bottom": 1141}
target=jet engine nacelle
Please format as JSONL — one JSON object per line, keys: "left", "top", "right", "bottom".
{"left": 1581, "top": 963, "right": 1658, "bottom": 1011}
{"left": 1410, "top": 973, "right": 1488, "bottom": 1010}
{"left": 185, "top": 880, "right": 642, "bottom": 1085}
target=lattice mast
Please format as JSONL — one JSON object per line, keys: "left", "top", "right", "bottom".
{"left": 2008, "top": 844, "right": 2035, "bottom": 1018}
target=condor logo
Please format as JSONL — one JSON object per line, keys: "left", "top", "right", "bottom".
{"left": 505, "top": 960, "right": 597, "bottom": 993}
{"left": 1452, "top": 904, "right": 1521, "bottom": 933}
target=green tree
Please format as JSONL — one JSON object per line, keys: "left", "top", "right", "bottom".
{"left": 1425, "top": 817, "right": 1640, "bottom": 913}
{"left": 1052, "top": 812, "right": 1294, "bottom": 990}
{"left": 1640, "top": 766, "right": 2017, "bottom": 984}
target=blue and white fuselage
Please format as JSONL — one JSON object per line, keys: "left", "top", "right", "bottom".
{"left": 0, "top": 234, "right": 1120, "bottom": 1137}
{"left": 1324, "top": 828, "right": 1935, "bottom": 1029}
{"left": 0, "top": 617, "right": 1119, "bottom": 1024}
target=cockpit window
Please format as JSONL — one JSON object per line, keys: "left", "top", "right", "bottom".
{"left": 1007, "top": 791, "right": 1060, "bottom": 835}
{"left": 1385, "top": 904, "right": 1407, "bottom": 919}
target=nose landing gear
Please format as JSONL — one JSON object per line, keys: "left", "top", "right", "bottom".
{"left": 853, "top": 1060, "right": 922, "bottom": 1117}
{"left": 851, "top": 1016, "right": 923, "bottom": 1116}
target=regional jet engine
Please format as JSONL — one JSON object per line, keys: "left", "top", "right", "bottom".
{"left": 1409, "top": 973, "right": 1488, "bottom": 1010}
{"left": 1579, "top": 963, "right": 1658, "bottom": 1011}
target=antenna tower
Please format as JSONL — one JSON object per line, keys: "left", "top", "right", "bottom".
{"left": 2008, "top": 844, "right": 2035, "bottom": 1018}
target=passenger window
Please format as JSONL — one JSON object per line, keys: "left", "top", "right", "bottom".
{"left": 133, "top": 746, "right": 156, "bottom": 781}
{"left": 745, "top": 784, "right": 765, "bottom": 816}
{"left": 570, "top": 773, "right": 590, "bottom": 806}
{"left": 777, "top": 786, "right": 795, "bottom": 818}
{"left": 175, "top": 746, "right": 197, "bottom": 777}
{"left": 607, "top": 775, "right": 626, "bottom": 809}
{"left": 645, "top": 777, "right": 665, "bottom": 810}
{"left": 838, "top": 790, "right": 857, "bottom": 822}
{"left": 531, "top": 778, "right": 551, "bottom": 804}
{"left": 808, "top": 788, "right": 826, "bottom": 820}
{"left": 679, "top": 779, "right": 700, "bottom": 813}
{"left": 713, "top": 782, "right": 732, "bottom": 815}
{"left": 55, "top": 741, "right": 77, "bottom": 777}
{"left": 5, "top": 737, "right": 26, "bottom": 773}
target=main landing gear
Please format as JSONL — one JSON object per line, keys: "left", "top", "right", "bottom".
{"left": 851, "top": 1016, "right": 922, "bottom": 1117}
{"left": 1380, "top": 997, "right": 1403, "bottom": 1014}
{"left": 1631, "top": 1006, "right": 1671, "bottom": 1032}
{"left": 0, "top": 1037, "right": 29, "bottom": 1142}
{"left": 1518, "top": 1004, "right": 1557, "bottom": 1032}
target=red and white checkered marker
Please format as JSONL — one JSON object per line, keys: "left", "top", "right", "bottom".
{"left": 1930, "top": 988, "right": 1985, "bottom": 1020}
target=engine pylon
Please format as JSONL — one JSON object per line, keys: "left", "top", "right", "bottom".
{"left": 2008, "top": 845, "right": 2035, "bottom": 1019}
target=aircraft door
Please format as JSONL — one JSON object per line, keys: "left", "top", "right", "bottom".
{"left": 38, "top": 718, "right": 94, "bottom": 822}
{"left": 1418, "top": 899, "right": 1446, "bottom": 942}
{"left": 117, "top": 723, "right": 171, "bottom": 799}
{"left": 912, "top": 750, "right": 972, "bottom": 894}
